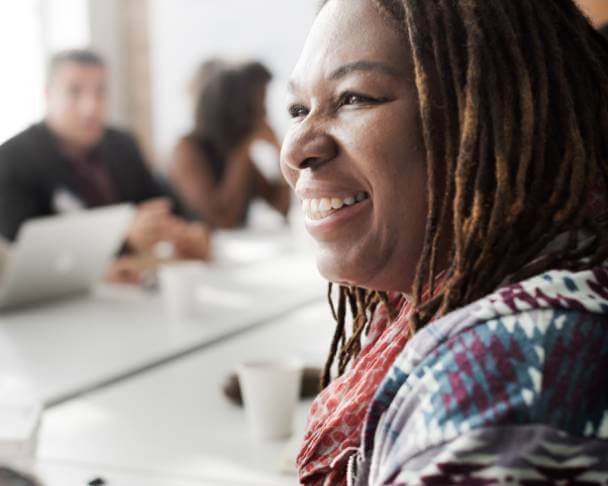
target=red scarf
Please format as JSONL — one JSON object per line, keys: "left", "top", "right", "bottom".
{"left": 297, "top": 295, "right": 411, "bottom": 485}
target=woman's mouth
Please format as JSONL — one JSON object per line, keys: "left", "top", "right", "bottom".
{"left": 301, "top": 192, "right": 370, "bottom": 220}
{"left": 299, "top": 191, "right": 372, "bottom": 241}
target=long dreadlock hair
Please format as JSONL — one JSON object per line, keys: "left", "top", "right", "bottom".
{"left": 320, "top": 0, "right": 608, "bottom": 388}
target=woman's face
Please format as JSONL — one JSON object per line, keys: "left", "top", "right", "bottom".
{"left": 281, "top": 0, "right": 428, "bottom": 293}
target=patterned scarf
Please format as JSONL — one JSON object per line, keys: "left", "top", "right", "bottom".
{"left": 297, "top": 294, "right": 411, "bottom": 485}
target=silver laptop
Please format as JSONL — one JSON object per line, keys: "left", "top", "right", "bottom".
{"left": 0, "top": 204, "right": 134, "bottom": 310}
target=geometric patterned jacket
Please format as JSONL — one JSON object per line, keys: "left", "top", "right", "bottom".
{"left": 350, "top": 265, "right": 608, "bottom": 485}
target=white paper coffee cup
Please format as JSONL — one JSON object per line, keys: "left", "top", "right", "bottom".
{"left": 237, "top": 359, "right": 303, "bottom": 440}
{"left": 158, "top": 261, "right": 205, "bottom": 319}
{"left": 0, "top": 399, "right": 42, "bottom": 463}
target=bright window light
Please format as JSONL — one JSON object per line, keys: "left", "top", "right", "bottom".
{"left": 44, "top": 0, "right": 90, "bottom": 53}
{"left": 0, "top": 0, "right": 90, "bottom": 144}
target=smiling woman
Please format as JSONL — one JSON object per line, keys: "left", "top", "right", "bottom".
{"left": 282, "top": 7, "right": 427, "bottom": 295}
{"left": 281, "top": 0, "right": 608, "bottom": 484}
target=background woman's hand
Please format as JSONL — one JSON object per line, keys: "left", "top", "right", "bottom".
{"left": 255, "top": 117, "right": 281, "bottom": 149}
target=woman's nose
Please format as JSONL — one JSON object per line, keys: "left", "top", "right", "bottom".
{"left": 280, "top": 121, "right": 338, "bottom": 173}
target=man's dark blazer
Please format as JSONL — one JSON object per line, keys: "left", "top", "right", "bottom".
{"left": 0, "top": 122, "right": 193, "bottom": 241}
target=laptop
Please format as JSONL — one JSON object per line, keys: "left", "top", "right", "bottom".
{"left": 0, "top": 204, "right": 134, "bottom": 310}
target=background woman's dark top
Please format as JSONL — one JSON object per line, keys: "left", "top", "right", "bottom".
{"left": 169, "top": 60, "right": 290, "bottom": 229}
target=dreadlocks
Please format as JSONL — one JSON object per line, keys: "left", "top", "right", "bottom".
{"left": 321, "top": 0, "right": 608, "bottom": 388}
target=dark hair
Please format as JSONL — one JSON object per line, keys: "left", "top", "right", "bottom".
{"left": 190, "top": 58, "right": 229, "bottom": 97}
{"left": 191, "top": 61, "right": 272, "bottom": 161}
{"left": 599, "top": 23, "right": 608, "bottom": 40}
{"left": 321, "top": 0, "right": 608, "bottom": 387}
{"left": 47, "top": 48, "right": 105, "bottom": 82}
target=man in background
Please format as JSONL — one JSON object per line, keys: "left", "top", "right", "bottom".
{"left": 0, "top": 49, "right": 210, "bottom": 281}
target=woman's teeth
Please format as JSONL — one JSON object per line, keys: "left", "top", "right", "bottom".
{"left": 302, "top": 192, "right": 369, "bottom": 220}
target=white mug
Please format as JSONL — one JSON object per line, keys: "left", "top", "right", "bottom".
{"left": 237, "top": 359, "right": 303, "bottom": 440}
{"left": 158, "top": 261, "right": 205, "bottom": 319}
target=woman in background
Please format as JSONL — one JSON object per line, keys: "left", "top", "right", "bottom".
{"left": 169, "top": 61, "right": 291, "bottom": 229}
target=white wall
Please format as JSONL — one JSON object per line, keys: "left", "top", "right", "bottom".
{"left": 148, "top": 0, "right": 317, "bottom": 163}
{"left": 0, "top": 1, "right": 45, "bottom": 144}
{"left": 88, "top": 0, "right": 129, "bottom": 128}
{"left": 0, "top": 0, "right": 90, "bottom": 144}
{"left": 44, "top": 0, "right": 90, "bottom": 55}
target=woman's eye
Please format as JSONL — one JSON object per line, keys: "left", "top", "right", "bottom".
{"left": 339, "top": 92, "right": 377, "bottom": 107}
{"left": 345, "top": 94, "right": 367, "bottom": 104}
{"left": 288, "top": 104, "right": 309, "bottom": 119}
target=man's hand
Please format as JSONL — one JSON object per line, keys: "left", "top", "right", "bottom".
{"left": 126, "top": 198, "right": 182, "bottom": 253}
{"left": 105, "top": 256, "right": 145, "bottom": 284}
{"left": 172, "top": 222, "right": 212, "bottom": 261}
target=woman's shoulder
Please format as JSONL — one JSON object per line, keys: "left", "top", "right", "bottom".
{"left": 174, "top": 134, "right": 202, "bottom": 156}
{"left": 405, "top": 264, "right": 608, "bottom": 358}
{"left": 355, "top": 265, "right": 608, "bottom": 484}
{"left": 381, "top": 265, "right": 608, "bottom": 418}
{"left": 370, "top": 301, "right": 608, "bottom": 444}
{"left": 357, "top": 302, "right": 608, "bottom": 484}
{"left": 171, "top": 135, "right": 211, "bottom": 169}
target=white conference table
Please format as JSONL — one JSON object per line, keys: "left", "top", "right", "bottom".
{"left": 0, "top": 226, "right": 334, "bottom": 484}
{"left": 36, "top": 301, "right": 334, "bottom": 486}
{"left": 0, "top": 229, "right": 325, "bottom": 407}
